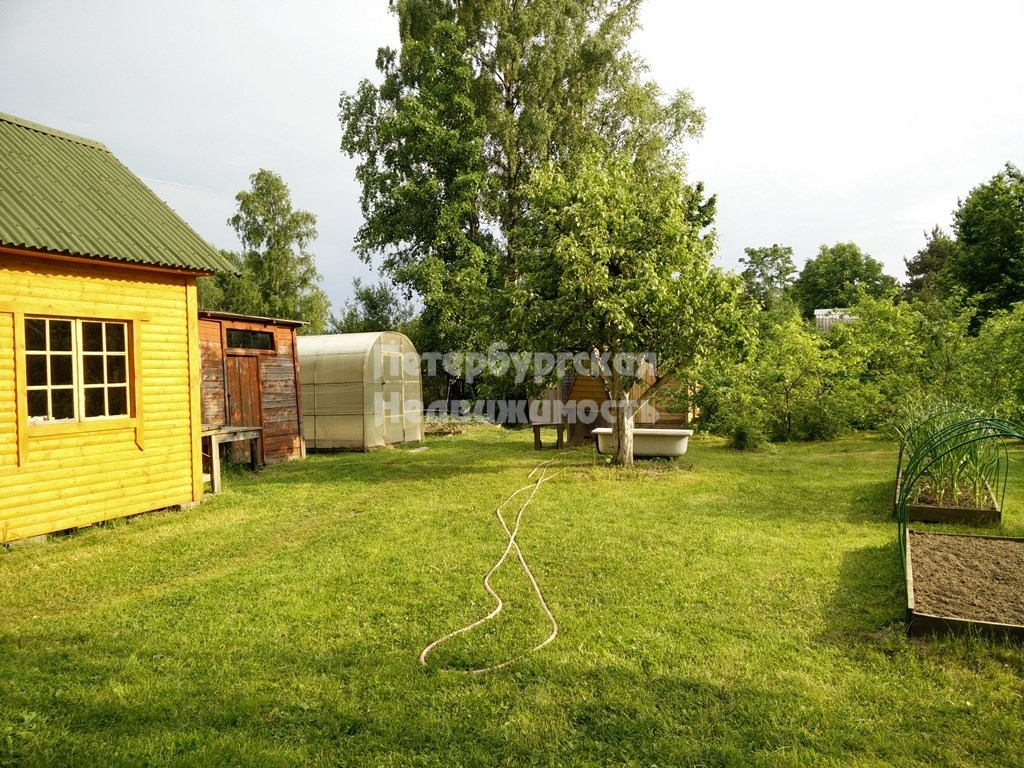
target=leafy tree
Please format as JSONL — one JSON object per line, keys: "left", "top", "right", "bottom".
{"left": 198, "top": 249, "right": 263, "bottom": 316}
{"left": 196, "top": 269, "right": 225, "bottom": 310}
{"left": 770, "top": 317, "right": 842, "bottom": 441}
{"left": 697, "top": 289, "right": 980, "bottom": 445}
{"left": 807, "top": 292, "right": 974, "bottom": 432}
{"left": 739, "top": 244, "right": 796, "bottom": 311}
{"left": 962, "top": 302, "right": 1024, "bottom": 420}
{"left": 793, "top": 242, "right": 897, "bottom": 318}
{"left": 340, "top": 12, "right": 486, "bottom": 352}
{"left": 823, "top": 293, "right": 930, "bottom": 430}
{"left": 331, "top": 278, "right": 416, "bottom": 334}
{"left": 203, "top": 169, "right": 331, "bottom": 333}
{"left": 339, "top": 0, "right": 703, "bottom": 352}
{"left": 509, "top": 154, "right": 743, "bottom": 465}
{"left": 903, "top": 226, "right": 957, "bottom": 301}
{"left": 909, "top": 296, "right": 974, "bottom": 396}
{"left": 945, "top": 163, "right": 1024, "bottom": 318}
{"left": 694, "top": 309, "right": 845, "bottom": 446}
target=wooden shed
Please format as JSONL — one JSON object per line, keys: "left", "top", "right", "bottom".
{"left": 0, "top": 112, "right": 236, "bottom": 543}
{"left": 531, "top": 361, "right": 690, "bottom": 445}
{"left": 532, "top": 372, "right": 658, "bottom": 444}
{"left": 198, "top": 311, "right": 306, "bottom": 465}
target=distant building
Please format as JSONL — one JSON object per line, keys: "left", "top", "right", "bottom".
{"left": 813, "top": 308, "right": 856, "bottom": 332}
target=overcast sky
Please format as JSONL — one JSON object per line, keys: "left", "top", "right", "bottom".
{"left": 3, "top": 0, "right": 1022, "bottom": 310}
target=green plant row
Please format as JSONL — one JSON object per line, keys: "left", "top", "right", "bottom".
{"left": 900, "top": 410, "right": 1004, "bottom": 507}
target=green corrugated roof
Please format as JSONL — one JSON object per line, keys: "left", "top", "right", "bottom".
{"left": 0, "top": 112, "right": 235, "bottom": 274}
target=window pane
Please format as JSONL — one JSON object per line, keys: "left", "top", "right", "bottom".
{"left": 85, "top": 388, "right": 106, "bottom": 418}
{"left": 27, "top": 390, "right": 48, "bottom": 417}
{"left": 51, "top": 388, "right": 74, "bottom": 420}
{"left": 84, "top": 355, "right": 105, "bottom": 385}
{"left": 26, "top": 319, "right": 47, "bottom": 351}
{"left": 82, "top": 322, "right": 103, "bottom": 351}
{"left": 107, "top": 356, "right": 127, "bottom": 384}
{"left": 105, "top": 323, "right": 126, "bottom": 352}
{"left": 108, "top": 386, "right": 128, "bottom": 416}
{"left": 227, "top": 328, "right": 274, "bottom": 350}
{"left": 27, "top": 355, "right": 48, "bottom": 387}
{"left": 49, "top": 320, "right": 72, "bottom": 351}
{"left": 50, "top": 355, "right": 73, "bottom": 385}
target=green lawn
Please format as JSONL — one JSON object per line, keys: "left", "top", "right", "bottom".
{"left": 2, "top": 429, "right": 1024, "bottom": 767}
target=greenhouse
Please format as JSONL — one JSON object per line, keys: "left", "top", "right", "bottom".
{"left": 297, "top": 332, "right": 423, "bottom": 451}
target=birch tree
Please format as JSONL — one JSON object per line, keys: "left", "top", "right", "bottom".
{"left": 339, "top": 0, "right": 700, "bottom": 349}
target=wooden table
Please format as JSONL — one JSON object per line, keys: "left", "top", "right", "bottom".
{"left": 531, "top": 423, "right": 565, "bottom": 450}
{"left": 201, "top": 424, "right": 262, "bottom": 493}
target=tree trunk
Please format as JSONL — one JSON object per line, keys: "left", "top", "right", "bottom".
{"left": 613, "top": 408, "right": 635, "bottom": 467}
{"left": 609, "top": 366, "right": 635, "bottom": 467}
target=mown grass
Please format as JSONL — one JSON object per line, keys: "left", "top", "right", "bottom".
{"left": 2, "top": 428, "right": 1024, "bottom": 766}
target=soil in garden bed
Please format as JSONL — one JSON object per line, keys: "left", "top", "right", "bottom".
{"left": 910, "top": 531, "right": 1024, "bottom": 625}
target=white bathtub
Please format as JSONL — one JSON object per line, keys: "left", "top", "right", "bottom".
{"left": 592, "top": 427, "right": 694, "bottom": 458}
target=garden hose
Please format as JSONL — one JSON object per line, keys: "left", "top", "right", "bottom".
{"left": 419, "top": 458, "right": 565, "bottom": 674}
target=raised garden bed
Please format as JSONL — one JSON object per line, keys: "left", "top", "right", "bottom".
{"left": 896, "top": 473, "right": 1001, "bottom": 526}
{"left": 905, "top": 529, "right": 1024, "bottom": 641}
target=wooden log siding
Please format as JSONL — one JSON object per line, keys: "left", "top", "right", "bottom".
{"left": 0, "top": 252, "right": 203, "bottom": 542}
{"left": 197, "top": 316, "right": 304, "bottom": 464}
{"left": 0, "top": 311, "right": 17, "bottom": 470}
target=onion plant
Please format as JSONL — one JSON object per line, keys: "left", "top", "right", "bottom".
{"left": 893, "top": 400, "right": 980, "bottom": 506}
{"left": 905, "top": 419, "right": 1004, "bottom": 508}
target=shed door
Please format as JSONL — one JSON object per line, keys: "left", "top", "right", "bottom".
{"left": 227, "top": 354, "right": 263, "bottom": 462}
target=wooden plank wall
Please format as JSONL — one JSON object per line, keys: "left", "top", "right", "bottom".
{"left": 562, "top": 374, "right": 676, "bottom": 443}
{"left": 261, "top": 327, "right": 304, "bottom": 463}
{"left": 0, "top": 252, "right": 200, "bottom": 543}
{"left": 566, "top": 375, "right": 612, "bottom": 444}
{"left": 199, "top": 318, "right": 227, "bottom": 425}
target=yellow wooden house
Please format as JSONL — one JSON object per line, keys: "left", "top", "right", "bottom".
{"left": 0, "top": 112, "right": 236, "bottom": 543}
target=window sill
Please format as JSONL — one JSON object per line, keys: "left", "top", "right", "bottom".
{"left": 27, "top": 417, "right": 138, "bottom": 439}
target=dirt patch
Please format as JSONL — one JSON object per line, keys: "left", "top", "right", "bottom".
{"left": 559, "top": 461, "right": 693, "bottom": 481}
{"left": 424, "top": 423, "right": 467, "bottom": 435}
{"left": 909, "top": 531, "right": 1024, "bottom": 625}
